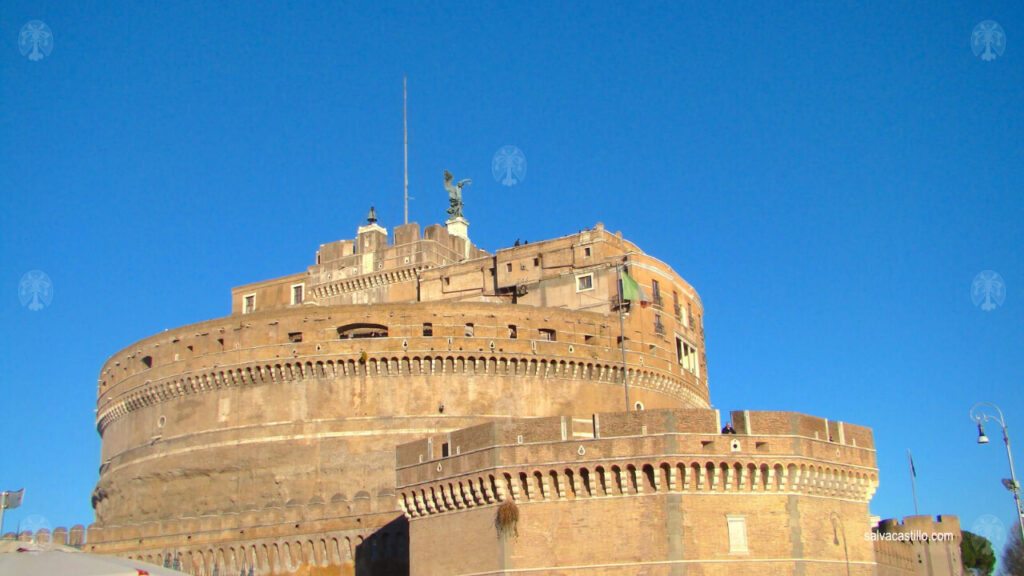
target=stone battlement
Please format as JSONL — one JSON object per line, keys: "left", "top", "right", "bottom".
{"left": 876, "top": 515, "right": 962, "bottom": 541}
{"left": 1, "top": 525, "right": 86, "bottom": 548}
{"left": 396, "top": 409, "right": 878, "bottom": 523}
{"left": 397, "top": 408, "right": 875, "bottom": 468}
{"left": 873, "top": 516, "right": 963, "bottom": 576}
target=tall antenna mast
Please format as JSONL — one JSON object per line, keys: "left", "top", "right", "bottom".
{"left": 403, "top": 75, "right": 409, "bottom": 225}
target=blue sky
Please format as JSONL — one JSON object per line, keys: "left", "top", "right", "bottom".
{"left": 1, "top": 0, "right": 1022, "bottom": 553}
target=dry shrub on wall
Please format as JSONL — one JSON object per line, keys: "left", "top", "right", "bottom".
{"left": 495, "top": 500, "right": 519, "bottom": 538}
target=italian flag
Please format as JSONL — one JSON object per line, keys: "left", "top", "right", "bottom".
{"left": 620, "top": 270, "right": 652, "bottom": 308}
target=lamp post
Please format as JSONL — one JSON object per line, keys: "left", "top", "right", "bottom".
{"left": 970, "top": 402, "right": 1024, "bottom": 547}
{"left": 829, "top": 511, "right": 851, "bottom": 576}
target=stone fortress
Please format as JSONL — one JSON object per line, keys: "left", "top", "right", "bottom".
{"left": 2, "top": 190, "right": 961, "bottom": 574}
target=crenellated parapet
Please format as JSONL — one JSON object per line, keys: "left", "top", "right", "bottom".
{"left": 1, "top": 524, "right": 86, "bottom": 548}
{"left": 875, "top": 515, "right": 962, "bottom": 541}
{"left": 873, "top": 515, "right": 963, "bottom": 576}
{"left": 396, "top": 409, "right": 879, "bottom": 522}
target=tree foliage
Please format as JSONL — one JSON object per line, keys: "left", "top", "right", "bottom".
{"left": 962, "top": 530, "right": 997, "bottom": 575}
{"left": 1001, "top": 526, "right": 1024, "bottom": 576}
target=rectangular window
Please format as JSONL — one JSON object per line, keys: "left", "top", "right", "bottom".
{"left": 288, "top": 332, "right": 303, "bottom": 343}
{"left": 506, "top": 263, "right": 513, "bottom": 272}
{"left": 576, "top": 274, "right": 594, "bottom": 292}
{"left": 533, "top": 257, "right": 540, "bottom": 267}
{"left": 539, "top": 328, "right": 556, "bottom": 341}
{"left": 676, "top": 339, "right": 700, "bottom": 378}
{"left": 423, "top": 323, "right": 433, "bottom": 337}
{"left": 442, "top": 443, "right": 450, "bottom": 458}
{"left": 654, "top": 314, "right": 665, "bottom": 336}
{"left": 508, "top": 325, "right": 518, "bottom": 339}
{"left": 243, "top": 294, "right": 255, "bottom": 314}
{"left": 727, "top": 516, "right": 749, "bottom": 554}
{"left": 291, "top": 284, "right": 304, "bottom": 305}
{"left": 652, "top": 279, "right": 662, "bottom": 305}
{"left": 584, "top": 246, "right": 591, "bottom": 257}
{"left": 465, "top": 323, "right": 475, "bottom": 337}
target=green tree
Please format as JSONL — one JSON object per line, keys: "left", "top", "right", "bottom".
{"left": 962, "top": 530, "right": 997, "bottom": 575}
{"left": 1001, "top": 528, "right": 1024, "bottom": 576}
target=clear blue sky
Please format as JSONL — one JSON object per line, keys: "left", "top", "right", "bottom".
{"left": 1, "top": 0, "right": 1022, "bottom": 552}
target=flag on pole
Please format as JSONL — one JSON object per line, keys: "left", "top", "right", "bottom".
{"left": 620, "top": 270, "right": 652, "bottom": 308}
{"left": 1, "top": 489, "right": 24, "bottom": 510}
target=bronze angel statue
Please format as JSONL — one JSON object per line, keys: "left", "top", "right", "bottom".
{"left": 443, "top": 170, "right": 472, "bottom": 218}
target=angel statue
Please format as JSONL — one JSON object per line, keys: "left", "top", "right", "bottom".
{"left": 443, "top": 170, "right": 472, "bottom": 218}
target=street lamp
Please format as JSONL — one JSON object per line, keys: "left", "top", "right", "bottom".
{"left": 970, "top": 402, "right": 1024, "bottom": 547}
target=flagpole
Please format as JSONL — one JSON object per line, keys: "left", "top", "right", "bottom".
{"left": 616, "top": 261, "right": 630, "bottom": 411}
{"left": 908, "top": 450, "right": 919, "bottom": 515}
{"left": 403, "top": 75, "right": 409, "bottom": 225}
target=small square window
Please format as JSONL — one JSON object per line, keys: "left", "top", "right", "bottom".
{"left": 243, "top": 294, "right": 255, "bottom": 314}
{"left": 508, "top": 325, "right": 518, "bottom": 339}
{"left": 288, "top": 332, "right": 303, "bottom": 343}
{"left": 423, "top": 323, "right": 433, "bottom": 337}
{"left": 576, "top": 274, "right": 594, "bottom": 292}
{"left": 539, "top": 328, "right": 556, "bottom": 342}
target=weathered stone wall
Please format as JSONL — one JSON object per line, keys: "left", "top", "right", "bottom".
{"left": 874, "top": 516, "right": 963, "bottom": 576}
{"left": 398, "top": 409, "right": 879, "bottom": 575}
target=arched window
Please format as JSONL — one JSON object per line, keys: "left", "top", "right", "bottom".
{"left": 337, "top": 323, "right": 388, "bottom": 339}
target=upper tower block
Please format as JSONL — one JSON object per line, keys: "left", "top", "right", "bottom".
{"left": 229, "top": 220, "right": 706, "bottom": 379}
{"left": 231, "top": 214, "right": 490, "bottom": 312}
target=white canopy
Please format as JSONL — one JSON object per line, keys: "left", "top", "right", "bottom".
{"left": 0, "top": 545, "right": 190, "bottom": 576}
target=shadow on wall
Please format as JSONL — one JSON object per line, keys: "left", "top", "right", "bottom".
{"left": 356, "top": 515, "right": 409, "bottom": 576}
